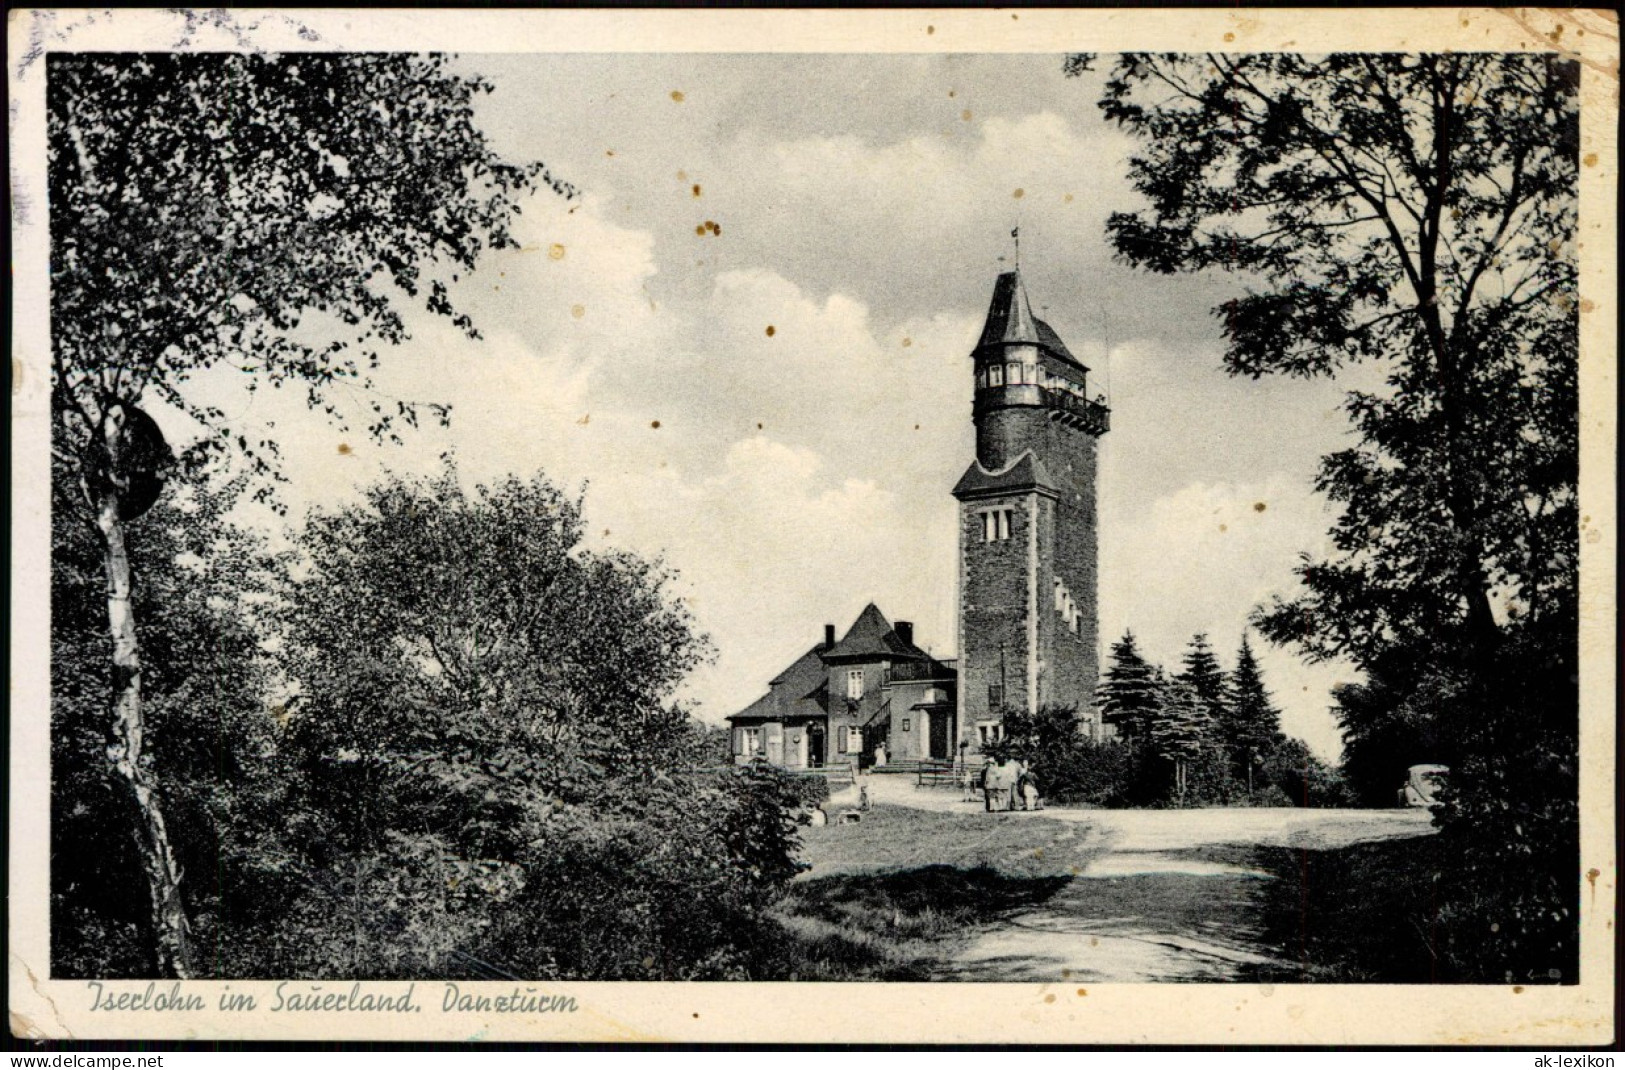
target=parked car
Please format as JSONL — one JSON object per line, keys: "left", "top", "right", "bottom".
{"left": 1398, "top": 764, "right": 1449, "bottom": 808}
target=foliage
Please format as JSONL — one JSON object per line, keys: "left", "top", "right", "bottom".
{"left": 479, "top": 764, "right": 812, "bottom": 981}
{"left": 986, "top": 704, "right": 1151, "bottom": 808}
{"left": 1079, "top": 51, "right": 1580, "bottom": 979}
{"left": 1099, "top": 630, "right": 1160, "bottom": 742}
{"left": 50, "top": 462, "right": 288, "bottom": 977}
{"left": 49, "top": 50, "right": 566, "bottom": 974}
{"left": 50, "top": 51, "right": 567, "bottom": 482}
{"left": 1225, "top": 635, "right": 1287, "bottom": 789}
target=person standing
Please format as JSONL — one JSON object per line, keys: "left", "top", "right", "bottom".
{"left": 980, "top": 757, "right": 1000, "bottom": 812}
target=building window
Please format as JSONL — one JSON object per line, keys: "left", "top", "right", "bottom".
{"left": 740, "top": 727, "right": 761, "bottom": 756}
{"left": 988, "top": 683, "right": 1004, "bottom": 710}
{"left": 847, "top": 669, "right": 865, "bottom": 700}
{"left": 1006, "top": 362, "right": 1021, "bottom": 385}
{"left": 837, "top": 725, "right": 849, "bottom": 753}
{"left": 981, "top": 508, "right": 1013, "bottom": 542}
{"left": 901, "top": 719, "right": 911, "bottom": 733}
{"left": 988, "top": 363, "right": 1004, "bottom": 387}
{"left": 977, "top": 721, "right": 1004, "bottom": 746}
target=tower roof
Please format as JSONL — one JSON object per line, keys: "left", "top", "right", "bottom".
{"left": 976, "top": 269, "right": 1088, "bottom": 371}
{"left": 951, "top": 450, "right": 1061, "bottom": 501}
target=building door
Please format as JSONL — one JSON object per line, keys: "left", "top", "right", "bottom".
{"left": 928, "top": 708, "right": 951, "bottom": 759}
{"left": 807, "top": 722, "right": 826, "bottom": 768}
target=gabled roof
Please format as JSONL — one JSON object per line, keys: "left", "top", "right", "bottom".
{"left": 951, "top": 450, "right": 1060, "bottom": 501}
{"left": 824, "top": 602, "right": 931, "bottom": 661}
{"left": 976, "top": 269, "right": 1087, "bottom": 372}
{"left": 727, "top": 605, "right": 944, "bottom": 723}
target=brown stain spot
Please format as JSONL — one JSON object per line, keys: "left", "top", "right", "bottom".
{"left": 1076, "top": 988, "right": 1088, "bottom": 997}
{"left": 603, "top": 529, "right": 611, "bottom": 537}
{"left": 961, "top": 109, "right": 973, "bottom": 122}
{"left": 692, "top": 184, "right": 703, "bottom": 198}
{"left": 1090, "top": 937, "right": 1098, "bottom": 946}
{"left": 1224, "top": 31, "right": 1236, "bottom": 41}
{"left": 914, "top": 424, "right": 921, "bottom": 431}
{"left": 548, "top": 243, "right": 566, "bottom": 261}
{"left": 1253, "top": 501, "right": 1267, "bottom": 512}
{"left": 670, "top": 90, "right": 685, "bottom": 103}
{"left": 1063, "top": 193, "right": 1074, "bottom": 204}
{"left": 577, "top": 414, "right": 590, "bottom": 425}
{"left": 692, "top": 1013, "right": 700, "bottom": 1019}
{"left": 1513, "top": 985, "right": 1525, "bottom": 994}
{"left": 1579, "top": 298, "right": 1596, "bottom": 313}
{"left": 1043, "top": 994, "right": 1056, "bottom": 1004}
{"left": 757, "top": 422, "right": 764, "bottom": 430}
{"left": 902, "top": 337, "right": 913, "bottom": 347}
{"left": 1219, "top": 523, "right": 1228, "bottom": 533}
{"left": 337, "top": 442, "right": 352, "bottom": 455}
{"left": 948, "top": 90, "right": 956, "bottom": 98}
{"left": 650, "top": 420, "right": 662, "bottom": 430}
{"left": 1013, "top": 188, "right": 1025, "bottom": 199}
{"left": 571, "top": 304, "right": 586, "bottom": 319}
{"left": 1587, "top": 867, "right": 1600, "bottom": 893}
{"left": 765, "top": 325, "right": 776, "bottom": 337}
{"left": 927, "top": 24, "right": 935, "bottom": 34}
{"left": 697, "top": 220, "right": 722, "bottom": 237}
{"left": 678, "top": 170, "right": 688, "bottom": 182}
{"left": 605, "top": 149, "right": 615, "bottom": 157}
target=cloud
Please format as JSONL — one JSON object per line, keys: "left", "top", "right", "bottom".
{"left": 1101, "top": 474, "right": 1355, "bottom": 761}
{"left": 161, "top": 55, "right": 1368, "bottom": 768}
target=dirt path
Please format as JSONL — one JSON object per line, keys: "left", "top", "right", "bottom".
{"left": 832, "top": 776, "right": 1437, "bottom": 982}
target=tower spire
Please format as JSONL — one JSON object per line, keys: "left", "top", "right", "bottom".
{"left": 1012, "top": 226, "right": 1020, "bottom": 271}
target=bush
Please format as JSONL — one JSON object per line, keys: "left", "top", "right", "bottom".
{"left": 476, "top": 764, "right": 811, "bottom": 980}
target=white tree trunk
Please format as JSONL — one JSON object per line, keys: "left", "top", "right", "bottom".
{"left": 96, "top": 490, "right": 195, "bottom": 978}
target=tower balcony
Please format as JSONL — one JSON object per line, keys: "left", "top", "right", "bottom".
{"left": 974, "top": 384, "right": 1111, "bottom": 435}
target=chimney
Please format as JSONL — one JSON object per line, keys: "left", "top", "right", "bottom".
{"left": 823, "top": 624, "right": 836, "bottom": 651}
{"left": 895, "top": 621, "right": 914, "bottom": 648}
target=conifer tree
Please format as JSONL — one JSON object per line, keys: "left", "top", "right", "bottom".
{"left": 1099, "top": 629, "right": 1161, "bottom": 742}
{"left": 1177, "top": 633, "right": 1228, "bottom": 727}
{"left": 1227, "top": 634, "right": 1285, "bottom": 795}
{"left": 1149, "top": 679, "right": 1213, "bottom": 806}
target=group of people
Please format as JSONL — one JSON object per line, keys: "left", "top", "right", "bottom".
{"left": 966, "top": 756, "right": 1042, "bottom": 812}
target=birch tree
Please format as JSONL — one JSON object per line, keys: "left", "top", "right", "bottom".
{"left": 49, "top": 52, "right": 566, "bottom": 976}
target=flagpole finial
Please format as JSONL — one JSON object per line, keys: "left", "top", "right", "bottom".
{"left": 1011, "top": 226, "right": 1021, "bottom": 270}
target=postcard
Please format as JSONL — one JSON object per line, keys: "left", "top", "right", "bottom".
{"left": 8, "top": 7, "right": 1617, "bottom": 1045}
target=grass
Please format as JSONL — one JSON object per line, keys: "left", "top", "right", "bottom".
{"left": 752, "top": 804, "right": 1099, "bottom": 980}
{"left": 1236, "top": 834, "right": 1452, "bottom": 983}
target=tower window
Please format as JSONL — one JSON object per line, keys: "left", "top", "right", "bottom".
{"left": 980, "top": 508, "right": 1013, "bottom": 542}
{"left": 846, "top": 669, "right": 865, "bottom": 700}
{"left": 988, "top": 364, "right": 1004, "bottom": 387}
{"left": 1006, "top": 362, "right": 1022, "bottom": 385}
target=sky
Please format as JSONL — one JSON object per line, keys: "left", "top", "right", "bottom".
{"left": 180, "top": 53, "right": 1375, "bottom": 761}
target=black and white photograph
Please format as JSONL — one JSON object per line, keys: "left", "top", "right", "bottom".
{"left": 8, "top": 7, "right": 1616, "bottom": 1046}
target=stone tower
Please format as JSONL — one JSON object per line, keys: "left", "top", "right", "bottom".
{"left": 953, "top": 267, "right": 1109, "bottom": 752}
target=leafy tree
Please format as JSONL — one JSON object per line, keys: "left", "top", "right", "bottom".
{"left": 49, "top": 51, "right": 565, "bottom": 975}
{"left": 1076, "top": 52, "right": 1577, "bottom": 663}
{"left": 1226, "top": 634, "right": 1285, "bottom": 793}
{"left": 1076, "top": 52, "right": 1578, "bottom": 978}
{"left": 278, "top": 465, "right": 710, "bottom": 856}
{"left": 1099, "top": 630, "right": 1161, "bottom": 742}
{"left": 265, "top": 465, "right": 824, "bottom": 980}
